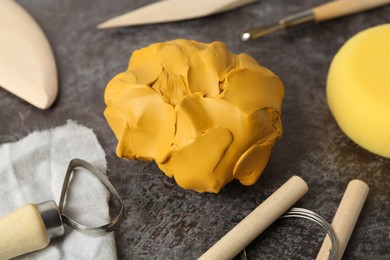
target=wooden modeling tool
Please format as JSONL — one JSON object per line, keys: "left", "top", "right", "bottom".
{"left": 242, "top": 0, "right": 390, "bottom": 41}
{"left": 316, "top": 180, "right": 369, "bottom": 260}
{"left": 97, "top": 0, "right": 256, "bottom": 29}
{"left": 198, "top": 176, "right": 309, "bottom": 260}
{"left": 0, "top": 0, "right": 58, "bottom": 109}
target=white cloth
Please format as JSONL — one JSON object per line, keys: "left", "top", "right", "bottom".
{"left": 0, "top": 121, "right": 117, "bottom": 260}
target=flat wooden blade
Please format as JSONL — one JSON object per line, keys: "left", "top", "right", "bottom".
{"left": 97, "top": 0, "right": 256, "bottom": 29}
{"left": 0, "top": 0, "right": 58, "bottom": 109}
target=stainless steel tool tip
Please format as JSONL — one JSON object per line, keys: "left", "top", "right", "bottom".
{"left": 242, "top": 10, "right": 315, "bottom": 41}
{"left": 241, "top": 32, "right": 251, "bottom": 41}
{"left": 241, "top": 23, "right": 283, "bottom": 41}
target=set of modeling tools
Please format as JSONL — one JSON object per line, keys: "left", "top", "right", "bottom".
{"left": 0, "top": 0, "right": 382, "bottom": 259}
{"left": 199, "top": 176, "right": 369, "bottom": 260}
{"left": 2, "top": 0, "right": 390, "bottom": 107}
{"left": 0, "top": 172, "right": 368, "bottom": 259}
{"left": 96, "top": 0, "right": 390, "bottom": 42}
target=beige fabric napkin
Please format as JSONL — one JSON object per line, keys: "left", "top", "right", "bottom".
{"left": 0, "top": 121, "right": 117, "bottom": 259}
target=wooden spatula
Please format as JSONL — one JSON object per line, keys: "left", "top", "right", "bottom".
{"left": 97, "top": 0, "right": 256, "bottom": 29}
{"left": 0, "top": 0, "right": 58, "bottom": 109}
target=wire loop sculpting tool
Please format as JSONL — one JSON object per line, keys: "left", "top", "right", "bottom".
{"left": 58, "top": 159, "right": 124, "bottom": 236}
{"left": 199, "top": 177, "right": 369, "bottom": 260}
{"left": 239, "top": 207, "right": 339, "bottom": 260}
{"left": 0, "top": 159, "right": 124, "bottom": 259}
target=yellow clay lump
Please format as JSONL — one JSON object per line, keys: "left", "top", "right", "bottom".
{"left": 327, "top": 24, "right": 390, "bottom": 158}
{"left": 104, "top": 39, "right": 284, "bottom": 193}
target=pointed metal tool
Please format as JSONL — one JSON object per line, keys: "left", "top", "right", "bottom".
{"left": 242, "top": 0, "right": 390, "bottom": 41}
{"left": 97, "top": 0, "right": 256, "bottom": 29}
{"left": 0, "top": 0, "right": 58, "bottom": 109}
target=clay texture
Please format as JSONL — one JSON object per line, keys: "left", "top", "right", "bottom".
{"left": 104, "top": 39, "right": 284, "bottom": 192}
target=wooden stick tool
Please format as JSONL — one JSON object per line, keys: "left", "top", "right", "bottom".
{"left": 199, "top": 176, "right": 309, "bottom": 260}
{"left": 316, "top": 179, "right": 369, "bottom": 260}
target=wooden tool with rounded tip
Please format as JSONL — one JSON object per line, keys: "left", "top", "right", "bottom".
{"left": 316, "top": 180, "right": 369, "bottom": 260}
{"left": 0, "top": 0, "right": 58, "bottom": 109}
{"left": 198, "top": 176, "right": 309, "bottom": 260}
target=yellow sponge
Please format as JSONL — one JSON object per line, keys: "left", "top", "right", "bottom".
{"left": 327, "top": 24, "right": 390, "bottom": 158}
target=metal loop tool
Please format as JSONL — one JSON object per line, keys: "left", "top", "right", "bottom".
{"left": 282, "top": 207, "right": 338, "bottom": 260}
{"left": 58, "top": 158, "right": 124, "bottom": 236}
{"left": 0, "top": 158, "right": 124, "bottom": 259}
{"left": 239, "top": 207, "right": 338, "bottom": 260}
{"left": 199, "top": 177, "right": 368, "bottom": 260}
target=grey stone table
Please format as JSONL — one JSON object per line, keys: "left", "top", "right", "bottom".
{"left": 2, "top": 0, "right": 389, "bottom": 259}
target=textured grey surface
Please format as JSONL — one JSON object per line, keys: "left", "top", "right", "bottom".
{"left": 2, "top": 0, "right": 390, "bottom": 259}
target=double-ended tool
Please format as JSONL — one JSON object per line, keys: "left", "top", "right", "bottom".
{"left": 242, "top": 0, "right": 390, "bottom": 41}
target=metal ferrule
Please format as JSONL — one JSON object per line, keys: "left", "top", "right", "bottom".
{"left": 279, "top": 9, "right": 315, "bottom": 28}
{"left": 36, "top": 200, "right": 65, "bottom": 239}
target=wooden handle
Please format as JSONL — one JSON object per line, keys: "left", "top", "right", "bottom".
{"left": 316, "top": 180, "right": 369, "bottom": 260}
{"left": 198, "top": 176, "right": 309, "bottom": 260}
{"left": 0, "top": 204, "right": 50, "bottom": 259}
{"left": 313, "top": 0, "right": 390, "bottom": 22}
